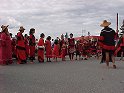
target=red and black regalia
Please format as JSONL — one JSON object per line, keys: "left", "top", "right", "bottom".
{"left": 68, "top": 38, "right": 75, "bottom": 54}
{"left": 38, "top": 37, "right": 44, "bottom": 62}
{"left": 115, "top": 36, "right": 124, "bottom": 56}
{"left": 24, "top": 36, "right": 29, "bottom": 58}
{"left": 45, "top": 39, "right": 52, "bottom": 59}
{"left": 29, "top": 34, "right": 35, "bottom": 61}
{"left": 100, "top": 27, "right": 116, "bottom": 55}
{"left": 12, "top": 37, "right": 17, "bottom": 58}
{"left": 75, "top": 41, "right": 82, "bottom": 58}
{"left": 119, "top": 36, "right": 124, "bottom": 52}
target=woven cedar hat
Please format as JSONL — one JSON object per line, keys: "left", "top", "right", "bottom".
{"left": 1, "top": 25, "right": 9, "bottom": 31}
{"left": 19, "top": 26, "right": 25, "bottom": 31}
{"left": 100, "top": 20, "right": 111, "bottom": 27}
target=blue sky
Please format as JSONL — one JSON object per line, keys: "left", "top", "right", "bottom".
{"left": 0, "top": 0, "right": 124, "bottom": 39}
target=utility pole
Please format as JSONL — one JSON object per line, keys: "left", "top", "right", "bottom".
{"left": 116, "top": 13, "right": 119, "bottom": 33}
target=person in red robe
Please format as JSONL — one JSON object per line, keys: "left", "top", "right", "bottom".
{"left": 24, "top": 34, "right": 29, "bottom": 58}
{"left": 52, "top": 39, "right": 60, "bottom": 62}
{"left": 45, "top": 36, "right": 52, "bottom": 62}
{"left": 75, "top": 40, "right": 82, "bottom": 60}
{"left": 82, "top": 39, "right": 90, "bottom": 60}
{"left": 16, "top": 26, "right": 27, "bottom": 64}
{"left": 60, "top": 34, "right": 67, "bottom": 61}
{"left": 61, "top": 42, "right": 67, "bottom": 61}
{"left": 0, "top": 25, "right": 12, "bottom": 65}
{"left": 120, "top": 35, "right": 124, "bottom": 60}
{"left": 68, "top": 33, "right": 75, "bottom": 61}
{"left": 29, "top": 28, "right": 36, "bottom": 63}
{"left": 117, "top": 34, "right": 124, "bottom": 60}
{"left": 38, "top": 33, "right": 45, "bottom": 63}
{"left": 12, "top": 37, "right": 17, "bottom": 58}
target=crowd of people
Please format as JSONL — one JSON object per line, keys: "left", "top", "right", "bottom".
{"left": 0, "top": 20, "right": 124, "bottom": 69}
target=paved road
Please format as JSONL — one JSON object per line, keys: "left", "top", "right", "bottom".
{"left": 0, "top": 58, "right": 124, "bottom": 93}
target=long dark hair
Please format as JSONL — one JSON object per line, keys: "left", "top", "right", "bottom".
{"left": 29, "top": 28, "right": 35, "bottom": 35}
{"left": 47, "top": 36, "right": 51, "bottom": 40}
{"left": 40, "top": 33, "right": 45, "bottom": 38}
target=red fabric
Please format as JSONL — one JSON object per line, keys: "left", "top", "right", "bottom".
{"left": 68, "top": 38, "right": 75, "bottom": 53}
{"left": 114, "top": 47, "right": 121, "bottom": 56}
{"left": 29, "top": 35, "right": 35, "bottom": 44}
{"left": 12, "top": 38, "right": 17, "bottom": 57}
{"left": 61, "top": 48, "right": 66, "bottom": 58}
{"left": 98, "top": 36, "right": 104, "bottom": 41}
{"left": 120, "top": 37, "right": 124, "bottom": 46}
{"left": 16, "top": 32, "right": 26, "bottom": 61}
{"left": 97, "top": 49, "right": 102, "bottom": 53}
{"left": 75, "top": 43, "right": 82, "bottom": 51}
{"left": 45, "top": 40, "right": 52, "bottom": 58}
{"left": 52, "top": 44, "right": 59, "bottom": 57}
{"left": 0, "top": 32, "right": 12, "bottom": 65}
{"left": 102, "top": 45, "right": 115, "bottom": 50}
{"left": 38, "top": 38, "right": 44, "bottom": 60}
{"left": 24, "top": 38, "right": 29, "bottom": 56}
{"left": 29, "top": 35, "right": 35, "bottom": 58}
{"left": 98, "top": 42, "right": 103, "bottom": 47}
{"left": 25, "top": 45, "right": 29, "bottom": 56}
{"left": 29, "top": 46, "right": 35, "bottom": 57}
{"left": 17, "top": 32, "right": 25, "bottom": 47}
{"left": 68, "top": 38, "right": 75, "bottom": 47}
{"left": 16, "top": 49, "right": 27, "bottom": 61}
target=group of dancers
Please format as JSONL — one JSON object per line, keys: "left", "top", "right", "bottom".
{"left": 0, "top": 20, "right": 124, "bottom": 69}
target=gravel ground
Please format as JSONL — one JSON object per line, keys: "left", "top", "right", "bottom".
{"left": 0, "top": 57, "right": 124, "bottom": 93}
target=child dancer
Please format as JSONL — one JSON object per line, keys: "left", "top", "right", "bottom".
{"left": 52, "top": 39, "right": 59, "bottom": 62}
{"left": 45, "top": 36, "right": 52, "bottom": 62}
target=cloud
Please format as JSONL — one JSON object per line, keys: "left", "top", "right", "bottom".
{"left": 0, "top": 0, "right": 124, "bottom": 38}
{"left": 0, "top": 16, "right": 22, "bottom": 29}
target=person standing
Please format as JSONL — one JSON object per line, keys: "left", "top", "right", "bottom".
{"left": 100, "top": 20, "right": 116, "bottom": 69}
{"left": 60, "top": 34, "right": 67, "bottom": 61}
{"left": 24, "top": 34, "right": 29, "bottom": 58}
{"left": 118, "top": 34, "right": 124, "bottom": 60}
{"left": 61, "top": 42, "right": 67, "bottom": 61}
{"left": 38, "top": 33, "right": 45, "bottom": 63}
{"left": 12, "top": 37, "right": 17, "bottom": 58}
{"left": 52, "top": 39, "right": 59, "bottom": 62}
{"left": 68, "top": 33, "right": 75, "bottom": 61}
{"left": 0, "top": 25, "right": 13, "bottom": 65}
{"left": 29, "top": 28, "right": 36, "bottom": 63}
{"left": 75, "top": 40, "right": 82, "bottom": 60}
{"left": 16, "top": 26, "right": 27, "bottom": 64}
{"left": 45, "top": 36, "right": 52, "bottom": 62}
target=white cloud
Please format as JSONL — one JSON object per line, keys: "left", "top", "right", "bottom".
{"left": 0, "top": 0, "right": 124, "bottom": 39}
{"left": 0, "top": 16, "right": 22, "bottom": 28}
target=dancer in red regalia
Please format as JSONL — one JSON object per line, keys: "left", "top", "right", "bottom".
{"left": 45, "top": 36, "right": 52, "bottom": 62}
{"left": 117, "top": 34, "right": 124, "bottom": 60}
{"left": 24, "top": 34, "right": 29, "bottom": 58}
{"left": 75, "top": 40, "right": 82, "bottom": 60}
{"left": 29, "top": 28, "right": 36, "bottom": 63}
{"left": 16, "top": 26, "right": 27, "bottom": 64}
{"left": 61, "top": 42, "right": 67, "bottom": 61}
{"left": 99, "top": 20, "right": 116, "bottom": 69}
{"left": 68, "top": 33, "right": 75, "bottom": 61}
{"left": 0, "top": 25, "right": 13, "bottom": 65}
{"left": 12, "top": 37, "right": 17, "bottom": 58}
{"left": 120, "top": 34, "right": 124, "bottom": 60}
{"left": 38, "top": 33, "right": 45, "bottom": 63}
{"left": 60, "top": 34, "right": 67, "bottom": 61}
{"left": 52, "top": 39, "right": 60, "bottom": 62}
